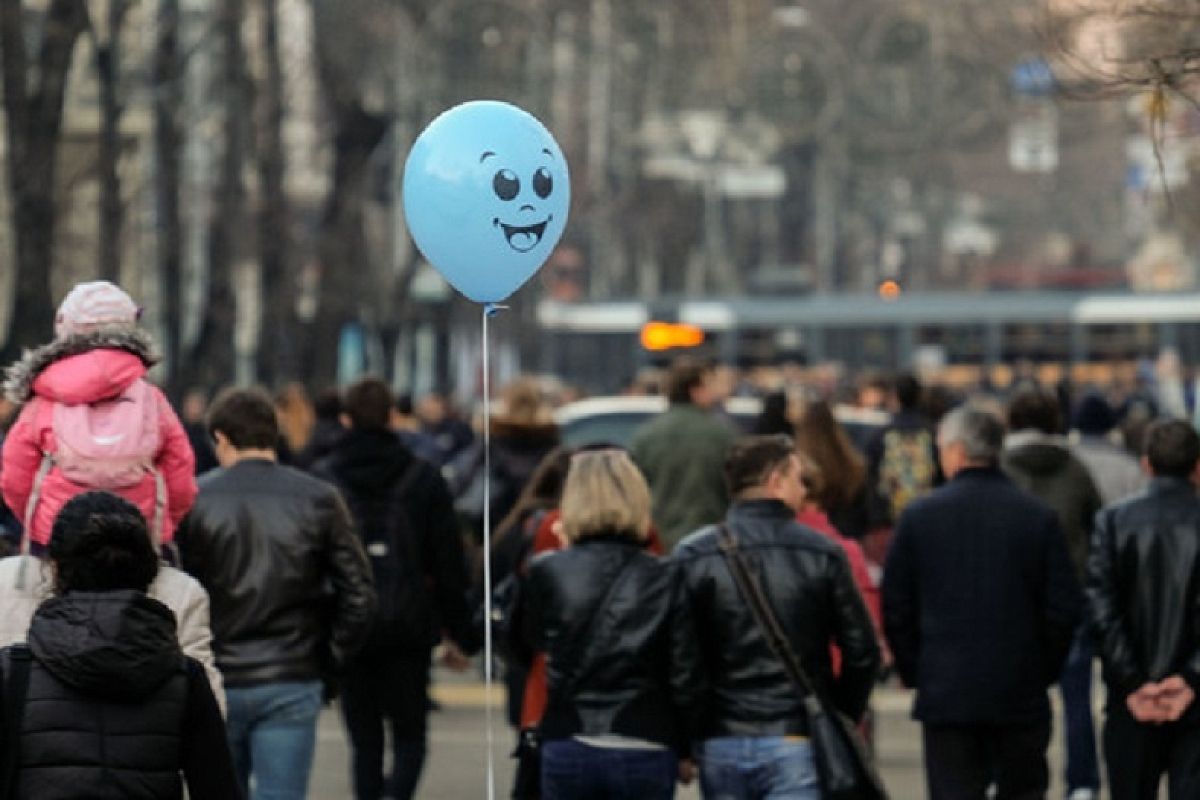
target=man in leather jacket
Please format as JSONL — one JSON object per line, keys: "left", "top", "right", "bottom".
{"left": 1088, "top": 419, "right": 1200, "bottom": 798}
{"left": 883, "top": 404, "right": 1081, "bottom": 800}
{"left": 672, "top": 435, "right": 880, "bottom": 798}
{"left": 177, "top": 387, "right": 376, "bottom": 800}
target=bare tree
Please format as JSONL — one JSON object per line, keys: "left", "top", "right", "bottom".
{"left": 90, "top": 0, "right": 131, "bottom": 283}
{"left": 182, "top": 0, "right": 247, "bottom": 389}
{"left": 0, "top": 0, "right": 89, "bottom": 360}
{"left": 256, "top": 0, "right": 294, "bottom": 386}
{"left": 154, "top": 0, "right": 185, "bottom": 397}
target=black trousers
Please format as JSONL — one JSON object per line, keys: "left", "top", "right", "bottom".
{"left": 340, "top": 651, "right": 431, "bottom": 800}
{"left": 1104, "top": 702, "right": 1200, "bottom": 799}
{"left": 922, "top": 719, "right": 1051, "bottom": 800}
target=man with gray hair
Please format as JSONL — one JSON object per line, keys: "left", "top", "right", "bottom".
{"left": 883, "top": 404, "right": 1082, "bottom": 799}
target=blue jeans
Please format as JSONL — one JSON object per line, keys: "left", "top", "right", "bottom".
{"left": 541, "top": 738, "right": 677, "bottom": 799}
{"left": 1060, "top": 625, "right": 1100, "bottom": 794}
{"left": 698, "top": 736, "right": 821, "bottom": 800}
{"left": 225, "top": 680, "right": 323, "bottom": 800}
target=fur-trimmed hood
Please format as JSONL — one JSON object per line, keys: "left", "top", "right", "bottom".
{"left": 3, "top": 327, "right": 159, "bottom": 404}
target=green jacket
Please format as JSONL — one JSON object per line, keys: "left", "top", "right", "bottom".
{"left": 630, "top": 404, "right": 736, "bottom": 552}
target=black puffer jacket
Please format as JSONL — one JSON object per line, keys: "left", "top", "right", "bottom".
{"left": 672, "top": 500, "right": 880, "bottom": 739}
{"left": 7, "top": 591, "right": 238, "bottom": 799}
{"left": 518, "top": 533, "right": 689, "bottom": 748}
{"left": 1089, "top": 477, "right": 1200, "bottom": 708}
{"left": 177, "top": 459, "right": 376, "bottom": 687}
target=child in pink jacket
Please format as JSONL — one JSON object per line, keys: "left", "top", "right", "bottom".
{"left": 1, "top": 281, "right": 196, "bottom": 551}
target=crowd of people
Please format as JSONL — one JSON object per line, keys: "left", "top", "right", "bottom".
{"left": 0, "top": 280, "right": 1198, "bottom": 800}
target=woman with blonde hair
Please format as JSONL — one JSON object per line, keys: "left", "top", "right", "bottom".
{"left": 517, "top": 449, "right": 683, "bottom": 799}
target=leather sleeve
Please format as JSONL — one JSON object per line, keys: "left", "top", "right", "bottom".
{"left": 668, "top": 559, "right": 708, "bottom": 746}
{"left": 828, "top": 548, "right": 881, "bottom": 721}
{"left": 1087, "top": 507, "right": 1143, "bottom": 694}
{"left": 321, "top": 489, "right": 377, "bottom": 669}
{"left": 1040, "top": 511, "right": 1082, "bottom": 684}
{"left": 882, "top": 513, "right": 920, "bottom": 688}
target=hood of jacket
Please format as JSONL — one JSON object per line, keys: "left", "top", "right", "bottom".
{"left": 1004, "top": 430, "right": 1073, "bottom": 476}
{"left": 326, "top": 428, "right": 417, "bottom": 494}
{"left": 3, "top": 328, "right": 158, "bottom": 404}
{"left": 27, "top": 590, "right": 183, "bottom": 702}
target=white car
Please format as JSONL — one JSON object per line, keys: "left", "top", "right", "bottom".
{"left": 555, "top": 395, "right": 889, "bottom": 450}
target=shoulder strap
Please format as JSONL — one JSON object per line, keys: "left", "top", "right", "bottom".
{"left": 560, "top": 548, "right": 639, "bottom": 697}
{"left": 0, "top": 645, "right": 33, "bottom": 797}
{"left": 716, "top": 525, "right": 819, "bottom": 700}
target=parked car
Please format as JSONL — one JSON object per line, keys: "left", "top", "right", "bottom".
{"left": 555, "top": 395, "right": 889, "bottom": 451}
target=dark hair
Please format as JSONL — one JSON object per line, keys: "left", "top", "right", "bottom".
{"left": 1007, "top": 386, "right": 1062, "bottom": 435}
{"left": 49, "top": 492, "right": 158, "bottom": 593}
{"left": 343, "top": 377, "right": 392, "bottom": 431}
{"left": 1145, "top": 419, "right": 1200, "bottom": 478}
{"left": 207, "top": 386, "right": 279, "bottom": 449}
{"left": 724, "top": 435, "right": 796, "bottom": 497}
{"left": 1072, "top": 392, "right": 1115, "bottom": 436}
{"left": 794, "top": 400, "right": 865, "bottom": 508}
{"left": 492, "top": 445, "right": 577, "bottom": 554}
{"left": 313, "top": 387, "right": 343, "bottom": 420}
{"left": 665, "top": 357, "right": 711, "bottom": 405}
{"left": 894, "top": 372, "right": 922, "bottom": 411}
{"left": 394, "top": 393, "right": 415, "bottom": 416}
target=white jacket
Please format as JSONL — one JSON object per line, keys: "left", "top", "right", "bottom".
{"left": 0, "top": 555, "right": 226, "bottom": 714}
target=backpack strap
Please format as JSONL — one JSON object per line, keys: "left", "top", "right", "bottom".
{"left": 19, "top": 455, "right": 53, "bottom": 557}
{"left": 0, "top": 645, "right": 33, "bottom": 798}
{"left": 150, "top": 467, "right": 166, "bottom": 547}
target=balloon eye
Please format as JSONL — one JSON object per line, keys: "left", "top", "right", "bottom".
{"left": 493, "top": 169, "right": 520, "bottom": 201}
{"left": 533, "top": 167, "right": 553, "bottom": 199}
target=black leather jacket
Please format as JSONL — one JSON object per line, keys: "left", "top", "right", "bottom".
{"left": 672, "top": 499, "right": 880, "bottom": 738}
{"left": 517, "top": 532, "right": 688, "bottom": 748}
{"left": 1089, "top": 477, "right": 1200, "bottom": 701}
{"left": 177, "top": 459, "right": 376, "bottom": 687}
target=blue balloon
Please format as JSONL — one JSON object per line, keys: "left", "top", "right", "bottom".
{"left": 403, "top": 101, "right": 571, "bottom": 304}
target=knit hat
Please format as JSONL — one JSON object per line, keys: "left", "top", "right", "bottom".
{"left": 54, "top": 281, "right": 140, "bottom": 339}
{"left": 1073, "top": 392, "right": 1116, "bottom": 436}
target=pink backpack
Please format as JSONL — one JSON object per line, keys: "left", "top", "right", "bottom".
{"left": 52, "top": 378, "right": 160, "bottom": 489}
{"left": 21, "top": 379, "right": 166, "bottom": 552}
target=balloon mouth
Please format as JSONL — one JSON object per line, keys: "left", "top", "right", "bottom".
{"left": 494, "top": 215, "right": 551, "bottom": 253}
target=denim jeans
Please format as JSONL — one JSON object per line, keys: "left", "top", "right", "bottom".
{"left": 698, "top": 736, "right": 821, "bottom": 800}
{"left": 541, "top": 738, "right": 677, "bottom": 799}
{"left": 1060, "top": 624, "right": 1100, "bottom": 794}
{"left": 225, "top": 680, "right": 323, "bottom": 800}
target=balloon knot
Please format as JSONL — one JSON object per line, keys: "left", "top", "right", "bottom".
{"left": 484, "top": 303, "right": 509, "bottom": 318}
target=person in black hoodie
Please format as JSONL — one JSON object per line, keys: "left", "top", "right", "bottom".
{"left": 314, "top": 377, "right": 476, "bottom": 800}
{"left": 0, "top": 491, "right": 239, "bottom": 800}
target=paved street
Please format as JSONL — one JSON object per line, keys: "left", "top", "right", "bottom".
{"left": 305, "top": 668, "right": 1080, "bottom": 799}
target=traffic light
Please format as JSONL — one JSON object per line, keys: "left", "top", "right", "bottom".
{"left": 878, "top": 279, "right": 902, "bottom": 300}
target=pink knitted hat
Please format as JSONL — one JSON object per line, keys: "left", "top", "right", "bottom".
{"left": 54, "top": 280, "right": 140, "bottom": 339}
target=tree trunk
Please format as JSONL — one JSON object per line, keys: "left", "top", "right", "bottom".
{"left": 0, "top": 0, "right": 89, "bottom": 362}
{"left": 96, "top": 0, "right": 129, "bottom": 284}
{"left": 306, "top": 28, "right": 388, "bottom": 389}
{"left": 256, "top": 0, "right": 293, "bottom": 387}
{"left": 154, "top": 0, "right": 184, "bottom": 398}
{"left": 182, "top": 0, "right": 245, "bottom": 389}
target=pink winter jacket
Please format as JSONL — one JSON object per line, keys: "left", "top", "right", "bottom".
{"left": 1, "top": 329, "right": 196, "bottom": 546}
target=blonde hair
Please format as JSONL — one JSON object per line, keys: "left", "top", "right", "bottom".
{"left": 560, "top": 450, "right": 651, "bottom": 542}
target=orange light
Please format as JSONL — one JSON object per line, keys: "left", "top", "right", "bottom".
{"left": 640, "top": 321, "right": 705, "bottom": 351}
{"left": 878, "top": 280, "right": 902, "bottom": 300}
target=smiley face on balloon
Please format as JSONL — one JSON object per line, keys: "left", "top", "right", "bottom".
{"left": 403, "top": 101, "right": 571, "bottom": 304}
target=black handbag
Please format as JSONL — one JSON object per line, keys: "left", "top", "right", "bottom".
{"left": 716, "top": 526, "right": 888, "bottom": 800}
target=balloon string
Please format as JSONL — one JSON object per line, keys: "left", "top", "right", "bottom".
{"left": 481, "top": 302, "right": 501, "bottom": 800}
